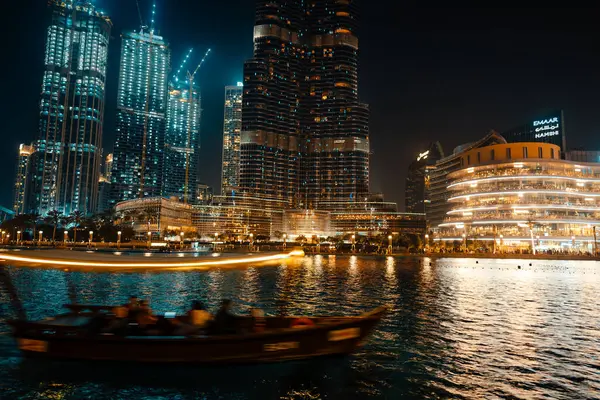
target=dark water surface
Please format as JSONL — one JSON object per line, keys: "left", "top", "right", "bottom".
{"left": 0, "top": 256, "right": 599, "bottom": 399}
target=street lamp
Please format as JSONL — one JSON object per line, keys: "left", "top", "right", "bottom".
{"left": 39, "top": 230, "right": 43, "bottom": 245}
{"left": 424, "top": 234, "right": 429, "bottom": 253}
{"left": 17, "top": 230, "right": 21, "bottom": 245}
{"left": 147, "top": 231, "right": 152, "bottom": 249}
{"left": 89, "top": 231, "right": 93, "bottom": 247}
{"left": 1, "top": 230, "right": 5, "bottom": 244}
{"left": 117, "top": 231, "right": 122, "bottom": 249}
{"left": 64, "top": 230, "right": 68, "bottom": 244}
{"left": 249, "top": 233, "right": 254, "bottom": 251}
{"left": 351, "top": 234, "right": 356, "bottom": 253}
{"left": 462, "top": 233, "right": 466, "bottom": 252}
{"left": 283, "top": 233, "right": 287, "bottom": 249}
{"left": 388, "top": 235, "right": 393, "bottom": 255}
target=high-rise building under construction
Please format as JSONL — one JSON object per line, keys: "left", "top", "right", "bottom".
{"left": 240, "top": 0, "right": 370, "bottom": 210}
{"left": 110, "top": 26, "right": 170, "bottom": 206}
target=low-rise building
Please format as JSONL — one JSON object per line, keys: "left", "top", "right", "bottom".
{"left": 115, "top": 197, "right": 195, "bottom": 239}
{"left": 437, "top": 142, "right": 600, "bottom": 253}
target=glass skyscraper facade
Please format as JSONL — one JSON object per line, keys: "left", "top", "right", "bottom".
{"left": 163, "top": 78, "right": 202, "bottom": 203}
{"left": 27, "top": 0, "right": 111, "bottom": 215}
{"left": 240, "top": 0, "right": 370, "bottom": 210}
{"left": 110, "top": 30, "right": 170, "bottom": 206}
{"left": 221, "top": 84, "right": 243, "bottom": 195}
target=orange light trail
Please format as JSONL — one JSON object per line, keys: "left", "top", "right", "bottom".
{"left": 0, "top": 251, "right": 304, "bottom": 270}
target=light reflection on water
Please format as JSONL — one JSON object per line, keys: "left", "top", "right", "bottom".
{"left": 0, "top": 256, "right": 599, "bottom": 399}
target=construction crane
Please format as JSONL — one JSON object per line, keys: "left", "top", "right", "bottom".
{"left": 183, "top": 48, "right": 211, "bottom": 203}
{"left": 174, "top": 48, "right": 193, "bottom": 83}
{"left": 135, "top": 0, "right": 147, "bottom": 31}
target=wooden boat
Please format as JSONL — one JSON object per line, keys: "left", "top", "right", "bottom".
{"left": 8, "top": 304, "right": 386, "bottom": 364}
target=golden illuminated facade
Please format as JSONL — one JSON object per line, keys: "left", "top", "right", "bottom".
{"left": 13, "top": 144, "right": 34, "bottom": 214}
{"left": 240, "top": 0, "right": 370, "bottom": 209}
{"left": 437, "top": 143, "right": 600, "bottom": 252}
{"left": 115, "top": 197, "right": 195, "bottom": 238}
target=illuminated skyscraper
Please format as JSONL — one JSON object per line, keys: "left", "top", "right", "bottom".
{"left": 27, "top": 0, "right": 111, "bottom": 215}
{"left": 240, "top": 2, "right": 304, "bottom": 207}
{"left": 96, "top": 153, "right": 112, "bottom": 213}
{"left": 103, "top": 153, "right": 113, "bottom": 182}
{"left": 163, "top": 49, "right": 204, "bottom": 203}
{"left": 110, "top": 27, "right": 170, "bottom": 205}
{"left": 240, "top": 0, "right": 370, "bottom": 209}
{"left": 13, "top": 144, "right": 34, "bottom": 215}
{"left": 221, "top": 83, "right": 243, "bottom": 195}
{"left": 302, "top": 0, "right": 370, "bottom": 210}
{"left": 405, "top": 142, "right": 444, "bottom": 215}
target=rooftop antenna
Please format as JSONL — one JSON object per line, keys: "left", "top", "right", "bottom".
{"left": 174, "top": 48, "right": 194, "bottom": 83}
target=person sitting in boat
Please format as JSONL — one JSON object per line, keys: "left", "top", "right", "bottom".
{"left": 251, "top": 308, "right": 266, "bottom": 333}
{"left": 134, "top": 299, "right": 159, "bottom": 334}
{"left": 102, "top": 296, "right": 140, "bottom": 335}
{"left": 112, "top": 295, "right": 138, "bottom": 319}
{"left": 174, "top": 301, "right": 213, "bottom": 335}
{"left": 211, "top": 299, "right": 238, "bottom": 334}
{"left": 189, "top": 301, "right": 212, "bottom": 327}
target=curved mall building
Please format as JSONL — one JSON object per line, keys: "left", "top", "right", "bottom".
{"left": 437, "top": 143, "right": 600, "bottom": 253}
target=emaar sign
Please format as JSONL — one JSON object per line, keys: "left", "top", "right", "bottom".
{"left": 502, "top": 111, "right": 566, "bottom": 149}
{"left": 533, "top": 117, "right": 559, "bottom": 127}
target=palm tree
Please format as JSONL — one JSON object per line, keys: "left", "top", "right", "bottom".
{"left": 44, "top": 210, "right": 62, "bottom": 242}
{"left": 70, "top": 210, "right": 85, "bottom": 243}
{"left": 23, "top": 213, "right": 40, "bottom": 241}
{"left": 104, "top": 208, "right": 118, "bottom": 224}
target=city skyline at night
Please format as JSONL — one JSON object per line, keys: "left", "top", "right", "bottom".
{"left": 2, "top": 1, "right": 600, "bottom": 213}
{"left": 1, "top": 4, "right": 600, "bottom": 398}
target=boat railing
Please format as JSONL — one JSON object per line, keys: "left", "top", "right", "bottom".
{"left": 63, "top": 304, "right": 115, "bottom": 314}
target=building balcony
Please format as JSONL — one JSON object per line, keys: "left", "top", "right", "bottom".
{"left": 448, "top": 185, "right": 600, "bottom": 202}
{"left": 439, "top": 212, "right": 600, "bottom": 227}
{"left": 449, "top": 165, "right": 600, "bottom": 186}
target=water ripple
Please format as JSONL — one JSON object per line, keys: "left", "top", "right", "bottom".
{"left": 0, "top": 256, "right": 599, "bottom": 399}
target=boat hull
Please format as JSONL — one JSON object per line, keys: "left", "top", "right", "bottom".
{"left": 10, "top": 310, "right": 384, "bottom": 364}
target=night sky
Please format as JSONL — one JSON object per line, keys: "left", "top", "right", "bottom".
{"left": 1, "top": 1, "right": 599, "bottom": 211}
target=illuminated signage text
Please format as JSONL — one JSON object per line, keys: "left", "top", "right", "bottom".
{"left": 533, "top": 117, "right": 558, "bottom": 127}
{"left": 417, "top": 150, "right": 430, "bottom": 161}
